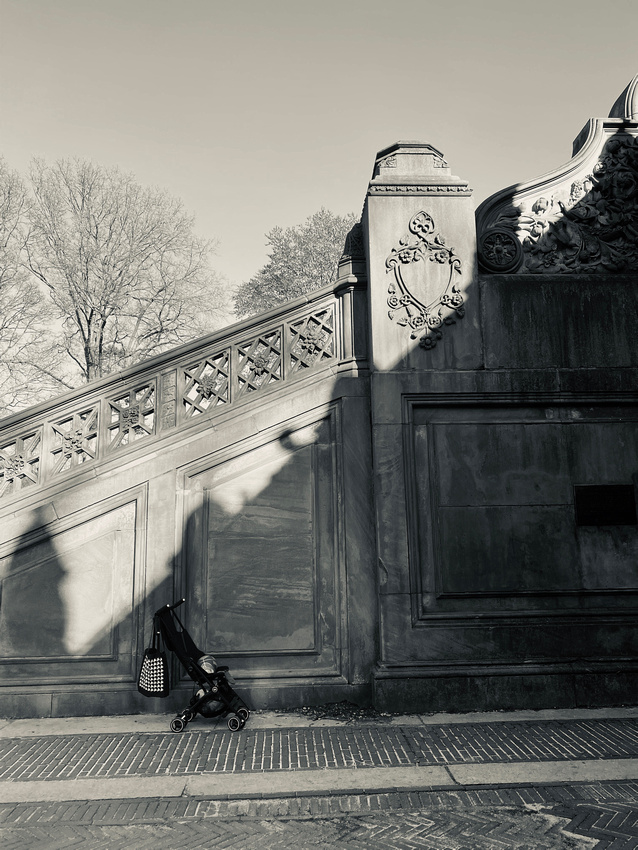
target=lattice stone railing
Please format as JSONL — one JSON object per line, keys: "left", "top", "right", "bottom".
{"left": 0, "top": 297, "right": 339, "bottom": 503}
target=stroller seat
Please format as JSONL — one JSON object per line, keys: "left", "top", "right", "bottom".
{"left": 154, "top": 599, "right": 249, "bottom": 733}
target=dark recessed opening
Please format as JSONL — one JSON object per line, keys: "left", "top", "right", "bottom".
{"left": 574, "top": 484, "right": 637, "bottom": 526}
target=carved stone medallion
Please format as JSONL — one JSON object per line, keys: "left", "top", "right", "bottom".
{"left": 385, "top": 211, "right": 465, "bottom": 349}
{"left": 478, "top": 228, "right": 524, "bottom": 273}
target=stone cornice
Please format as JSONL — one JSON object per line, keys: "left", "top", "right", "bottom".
{"left": 368, "top": 183, "right": 472, "bottom": 196}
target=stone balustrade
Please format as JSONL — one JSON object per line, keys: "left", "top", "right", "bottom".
{"left": 0, "top": 289, "right": 341, "bottom": 504}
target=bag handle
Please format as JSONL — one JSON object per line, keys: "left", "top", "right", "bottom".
{"left": 152, "top": 617, "right": 163, "bottom": 652}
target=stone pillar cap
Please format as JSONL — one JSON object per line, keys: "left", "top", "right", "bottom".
{"left": 372, "top": 141, "right": 449, "bottom": 180}
{"left": 368, "top": 141, "right": 470, "bottom": 194}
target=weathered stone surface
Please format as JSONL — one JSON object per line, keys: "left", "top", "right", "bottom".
{"left": 0, "top": 81, "right": 637, "bottom": 717}
{"left": 481, "top": 275, "right": 638, "bottom": 369}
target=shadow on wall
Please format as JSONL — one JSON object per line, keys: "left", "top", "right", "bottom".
{"left": 478, "top": 131, "right": 638, "bottom": 275}
{"left": 0, "top": 507, "right": 67, "bottom": 660}
{"left": 0, "top": 208, "right": 477, "bottom": 710}
{"left": 0, "top": 376, "right": 351, "bottom": 706}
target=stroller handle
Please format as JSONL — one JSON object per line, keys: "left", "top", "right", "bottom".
{"left": 167, "top": 598, "right": 186, "bottom": 610}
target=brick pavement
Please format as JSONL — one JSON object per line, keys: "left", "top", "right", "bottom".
{"left": 2, "top": 718, "right": 637, "bottom": 780}
{"left": 2, "top": 782, "right": 638, "bottom": 848}
{"left": 1, "top": 711, "right": 638, "bottom": 848}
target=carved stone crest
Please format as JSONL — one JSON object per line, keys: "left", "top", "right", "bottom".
{"left": 385, "top": 211, "right": 465, "bottom": 349}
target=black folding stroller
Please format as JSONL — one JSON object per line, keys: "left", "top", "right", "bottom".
{"left": 154, "top": 599, "right": 250, "bottom": 733}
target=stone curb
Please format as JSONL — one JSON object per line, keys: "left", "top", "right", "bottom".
{"left": 2, "top": 759, "right": 638, "bottom": 803}
{"left": 1, "top": 706, "right": 637, "bottom": 737}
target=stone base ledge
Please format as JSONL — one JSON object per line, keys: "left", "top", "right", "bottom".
{"left": 0, "top": 682, "right": 373, "bottom": 719}
{"left": 373, "top": 664, "right": 638, "bottom": 713}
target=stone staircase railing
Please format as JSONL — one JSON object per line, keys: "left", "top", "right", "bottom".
{"left": 0, "top": 283, "right": 358, "bottom": 506}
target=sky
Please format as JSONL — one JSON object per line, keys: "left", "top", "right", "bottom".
{"left": 1, "top": 0, "right": 636, "bottom": 297}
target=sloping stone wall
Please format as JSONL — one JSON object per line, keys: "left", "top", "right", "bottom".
{"left": 0, "top": 283, "right": 377, "bottom": 717}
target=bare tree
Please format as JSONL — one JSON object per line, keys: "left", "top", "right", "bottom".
{"left": 25, "top": 158, "right": 228, "bottom": 383}
{"left": 234, "top": 208, "right": 358, "bottom": 319}
{"left": 0, "top": 159, "right": 66, "bottom": 415}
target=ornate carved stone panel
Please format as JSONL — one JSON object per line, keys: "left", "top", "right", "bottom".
{"left": 289, "top": 308, "right": 335, "bottom": 374}
{"left": 236, "top": 330, "right": 282, "bottom": 397}
{"left": 0, "top": 430, "right": 42, "bottom": 500}
{"left": 476, "top": 78, "right": 638, "bottom": 274}
{"left": 107, "top": 383, "right": 156, "bottom": 451}
{"left": 50, "top": 407, "right": 99, "bottom": 475}
{"left": 479, "top": 134, "right": 638, "bottom": 273}
{"left": 182, "top": 350, "right": 230, "bottom": 418}
{"left": 386, "top": 211, "right": 465, "bottom": 349}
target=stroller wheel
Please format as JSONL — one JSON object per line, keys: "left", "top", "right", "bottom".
{"left": 170, "top": 717, "right": 185, "bottom": 733}
{"left": 227, "top": 715, "right": 241, "bottom": 732}
{"left": 237, "top": 707, "right": 249, "bottom": 722}
{"left": 183, "top": 710, "right": 194, "bottom": 723}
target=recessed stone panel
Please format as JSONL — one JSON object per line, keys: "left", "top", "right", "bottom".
{"left": 437, "top": 505, "right": 578, "bottom": 594}
{"left": 428, "top": 421, "right": 570, "bottom": 507}
{"left": 412, "top": 405, "right": 638, "bottom": 606}
{"left": 206, "top": 447, "right": 316, "bottom": 653}
{"left": 182, "top": 413, "right": 342, "bottom": 679}
{"left": 0, "top": 501, "right": 137, "bottom": 683}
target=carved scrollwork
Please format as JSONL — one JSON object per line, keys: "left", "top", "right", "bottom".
{"left": 386, "top": 211, "right": 465, "bottom": 349}
{"left": 481, "top": 132, "right": 638, "bottom": 274}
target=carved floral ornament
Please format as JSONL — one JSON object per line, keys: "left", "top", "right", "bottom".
{"left": 62, "top": 429, "right": 86, "bottom": 458}
{"left": 0, "top": 306, "right": 340, "bottom": 502}
{"left": 197, "top": 373, "right": 220, "bottom": 399}
{"left": 385, "top": 211, "right": 464, "bottom": 349}
{"left": 478, "top": 132, "right": 638, "bottom": 274}
{"left": 2, "top": 453, "right": 26, "bottom": 482}
{"left": 296, "top": 326, "right": 323, "bottom": 355}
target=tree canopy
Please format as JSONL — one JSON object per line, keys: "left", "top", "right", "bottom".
{"left": 0, "top": 157, "right": 228, "bottom": 416}
{"left": 234, "top": 208, "right": 358, "bottom": 319}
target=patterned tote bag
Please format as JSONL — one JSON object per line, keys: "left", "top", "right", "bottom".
{"left": 137, "top": 624, "right": 170, "bottom": 698}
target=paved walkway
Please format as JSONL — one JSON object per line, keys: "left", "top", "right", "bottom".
{"left": 1, "top": 707, "right": 637, "bottom": 848}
